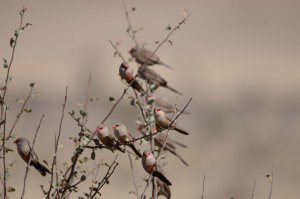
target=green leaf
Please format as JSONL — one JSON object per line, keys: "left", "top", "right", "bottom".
{"left": 8, "top": 186, "right": 15, "bottom": 192}
{"left": 108, "top": 96, "right": 115, "bottom": 103}
{"left": 24, "top": 108, "right": 32, "bottom": 113}
{"left": 79, "top": 110, "right": 87, "bottom": 117}
{"left": 80, "top": 175, "right": 86, "bottom": 181}
{"left": 166, "top": 25, "right": 172, "bottom": 31}
{"left": 10, "top": 38, "right": 15, "bottom": 47}
{"left": 3, "top": 58, "right": 8, "bottom": 68}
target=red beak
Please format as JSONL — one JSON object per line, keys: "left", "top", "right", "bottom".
{"left": 13, "top": 140, "right": 17, "bottom": 144}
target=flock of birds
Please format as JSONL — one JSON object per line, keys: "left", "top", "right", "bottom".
{"left": 13, "top": 46, "right": 190, "bottom": 198}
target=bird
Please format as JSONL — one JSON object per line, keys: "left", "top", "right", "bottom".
{"left": 146, "top": 94, "right": 190, "bottom": 114}
{"left": 154, "top": 108, "right": 189, "bottom": 135}
{"left": 138, "top": 66, "right": 182, "bottom": 95}
{"left": 96, "top": 125, "right": 124, "bottom": 152}
{"left": 137, "top": 125, "right": 189, "bottom": 166}
{"left": 112, "top": 123, "right": 142, "bottom": 158}
{"left": 129, "top": 47, "right": 173, "bottom": 69}
{"left": 142, "top": 150, "right": 172, "bottom": 186}
{"left": 119, "top": 63, "right": 144, "bottom": 92}
{"left": 13, "top": 137, "right": 51, "bottom": 176}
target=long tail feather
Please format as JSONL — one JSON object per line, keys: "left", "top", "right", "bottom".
{"left": 30, "top": 161, "right": 51, "bottom": 176}
{"left": 153, "top": 171, "right": 172, "bottom": 186}
{"left": 164, "top": 84, "right": 182, "bottom": 96}
{"left": 174, "top": 127, "right": 189, "bottom": 135}
{"left": 128, "top": 144, "right": 142, "bottom": 158}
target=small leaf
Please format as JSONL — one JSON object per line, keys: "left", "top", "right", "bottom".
{"left": 8, "top": 187, "right": 15, "bottom": 192}
{"left": 24, "top": 108, "right": 32, "bottom": 113}
{"left": 80, "top": 175, "right": 86, "bottom": 181}
{"left": 109, "top": 96, "right": 115, "bottom": 103}
{"left": 91, "top": 150, "right": 95, "bottom": 160}
{"left": 166, "top": 25, "right": 172, "bottom": 31}
{"left": 79, "top": 110, "right": 87, "bottom": 117}
{"left": 69, "top": 110, "right": 75, "bottom": 116}
{"left": 29, "top": 82, "right": 35, "bottom": 87}
{"left": 168, "top": 40, "right": 173, "bottom": 46}
{"left": 15, "top": 98, "right": 25, "bottom": 104}
{"left": 89, "top": 96, "right": 99, "bottom": 102}
{"left": 3, "top": 58, "right": 8, "bottom": 68}
{"left": 10, "top": 38, "right": 15, "bottom": 47}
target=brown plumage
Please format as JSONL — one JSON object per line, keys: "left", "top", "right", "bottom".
{"left": 138, "top": 66, "right": 182, "bottom": 95}
{"left": 129, "top": 47, "right": 173, "bottom": 69}
{"left": 154, "top": 108, "right": 189, "bottom": 135}
{"left": 138, "top": 126, "right": 189, "bottom": 166}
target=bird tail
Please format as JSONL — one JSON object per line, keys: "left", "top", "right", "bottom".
{"left": 164, "top": 84, "right": 182, "bottom": 96}
{"left": 129, "top": 79, "right": 144, "bottom": 92}
{"left": 167, "top": 147, "right": 189, "bottom": 166}
{"left": 128, "top": 144, "right": 142, "bottom": 158}
{"left": 153, "top": 171, "right": 172, "bottom": 186}
{"left": 174, "top": 127, "right": 189, "bottom": 135}
{"left": 172, "top": 140, "right": 187, "bottom": 148}
{"left": 30, "top": 161, "right": 51, "bottom": 176}
{"left": 161, "top": 63, "right": 174, "bottom": 70}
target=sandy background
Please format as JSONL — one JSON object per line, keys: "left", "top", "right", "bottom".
{"left": 1, "top": 0, "right": 300, "bottom": 198}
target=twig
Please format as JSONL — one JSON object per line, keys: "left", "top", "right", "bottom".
{"left": 0, "top": 83, "right": 35, "bottom": 152}
{"left": 87, "top": 162, "right": 101, "bottom": 198}
{"left": 201, "top": 174, "right": 206, "bottom": 199}
{"left": 21, "top": 114, "right": 45, "bottom": 199}
{"left": 250, "top": 180, "right": 256, "bottom": 199}
{"left": 109, "top": 40, "right": 126, "bottom": 63}
{"left": 90, "top": 155, "right": 119, "bottom": 199}
{"left": 123, "top": 1, "right": 138, "bottom": 47}
{"left": 47, "top": 86, "right": 68, "bottom": 198}
{"left": 268, "top": 164, "right": 274, "bottom": 199}
{"left": 128, "top": 152, "right": 140, "bottom": 199}
{"left": 140, "top": 174, "right": 152, "bottom": 199}
{"left": 1, "top": 6, "right": 29, "bottom": 121}
{"left": 82, "top": 73, "right": 92, "bottom": 125}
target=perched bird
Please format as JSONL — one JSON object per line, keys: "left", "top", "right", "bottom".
{"left": 142, "top": 150, "right": 172, "bottom": 186}
{"left": 119, "top": 63, "right": 144, "bottom": 92}
{"left": 129, "top": 47, "right": 173, "bottom": 69}
{"left": 96, "top": 125, "right": 124, "bottom": 152}
{"left": 112, "top": 123, "right": 142, "bottom": 158}
{"left": 154, "top": 108, "right": 189, "bottom": 135}
{"left": 138, "top": 126, "right": 189, "bottom": 166}
{"left": 14, "top": 137, "right": 51, "bottom": 176}
{"left": 138, "top": 66, "right": 182, "bottom": 95}
{"left": 146, "top": 94, "right": 190, "bottom": 114}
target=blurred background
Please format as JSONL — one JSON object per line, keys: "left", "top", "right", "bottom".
{"left": 1, "top": 0, "right": 300, "bottom": 198}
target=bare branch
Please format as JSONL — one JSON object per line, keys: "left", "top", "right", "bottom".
{"left": 201, "top": 174, "right": 206, "bottom": 199}
{"left": 21, "top": 114, "right": 45, "bottom": 199}
{"left": 268, "top": 164, "right": 274, "bottom": 199}
{"left": 128, "top": 152, "right": 140, "bottom": 199}
{"left": 250, "top": 180, "right": 256, "bottom": 199}
{"left": 123, "top": 1, "right": 138, "bottom": 47}
{"left": 47, "top": 86, "right": 68, "bottom": 198}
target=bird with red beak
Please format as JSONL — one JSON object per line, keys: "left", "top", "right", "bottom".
{"left": 119, "top": 63, "right": 144, "bottom": 92}
{"left": 142, "top": 150, "right": 172, "bottom": 186}
{"left": 154, "top": 108, "right": 189, "bottom": 135}
{"left": 112, "top": 123, "right": 142, "bottom": 158}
